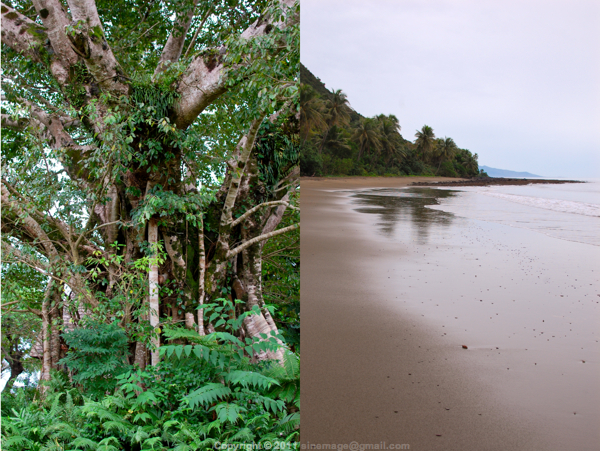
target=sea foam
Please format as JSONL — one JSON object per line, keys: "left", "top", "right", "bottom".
{"left": 476, "top": 191, "right": 600, "bottom": 218}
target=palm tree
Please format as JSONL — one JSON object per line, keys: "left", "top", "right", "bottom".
{"left": 326, "top": 89, "right": 351, "bottom": 128}
{"left": 319, "top": 89, "right": 351, "bottom": 154}
{"left": 377, "top": 114, "right": 405, "bottom": 164}
{"left": 435, "top": 136, "right": 457, "bottom": 174}
{"left": 321, "top": 125, "right": 352, "bottom": 159}
{"left": 300, "top": 84, "right": 328, "bottom": 143}
{"left": 464, "top": 152, "right": 479, "bottom": 174}
{"left": 353, "top": 117, "right": 382, "bottom": 161}
{"left": 414, "top": 125, "right": 436, "bottom": 162}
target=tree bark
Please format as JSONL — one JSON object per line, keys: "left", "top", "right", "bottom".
{"left": 40, "top": 282, "right": 55, "bottom": 388}
{"left": 154, "top": 0, "right": 199, "bottom": 76}
{"left": 148, "top": 218, "right": 160, "bottom": 365}
{"left": 3, "top": 349, "right": 24, "bottom": 392}
{"left": 197, "top": 215, "right": 206, "bottom": 335}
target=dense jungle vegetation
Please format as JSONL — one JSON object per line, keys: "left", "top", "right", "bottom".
{"left": 1, "top": 0, "right": 300, "bottom": 448}
{"left": 300, "top": 64, "right": 485, "bottom": 178}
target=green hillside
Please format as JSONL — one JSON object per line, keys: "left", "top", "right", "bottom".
{"left": 300, "top": 64, "right": 483, "bottom": 178}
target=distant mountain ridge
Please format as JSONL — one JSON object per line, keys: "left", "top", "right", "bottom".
{"left": 480, "top": 165, "right": 542, "bottom": 178}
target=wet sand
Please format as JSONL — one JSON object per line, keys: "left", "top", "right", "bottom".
{"left": 301, "top": 177, "right": 600, "bottom": 450}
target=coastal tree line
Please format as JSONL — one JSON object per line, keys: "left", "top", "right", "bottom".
{"left": 300, "top": 64, "right": 483, "bottom": 178}
{"left": 1, "top": 0, "right": 299, "bottom": 447}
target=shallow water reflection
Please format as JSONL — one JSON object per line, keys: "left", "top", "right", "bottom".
{"left": 352, "top": 188, "right": 458, "bottom": 244}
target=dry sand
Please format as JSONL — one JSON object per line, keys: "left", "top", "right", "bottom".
{"left": 300, "top": 177, "right": 600, "bottom": 450}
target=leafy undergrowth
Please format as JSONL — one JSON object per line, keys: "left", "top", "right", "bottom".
{"left": 1, "top": 309, "right": 299, "bottom": 450}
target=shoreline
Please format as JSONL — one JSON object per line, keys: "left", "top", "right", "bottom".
{"left": 300, "top": 176, "right": 464, "bottom": 190}
{"left": 301, "top": 175, "right": 584, "bottom": 189}
{"left": 301, "top": 179, "right": 599, "bottom": 449}
{"left": 410, "top": 177, "right": 584, "bottom": 187}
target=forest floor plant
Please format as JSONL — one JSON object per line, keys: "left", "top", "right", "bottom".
{"left": 1, "top": 298, "right": 299, "bottom": 450}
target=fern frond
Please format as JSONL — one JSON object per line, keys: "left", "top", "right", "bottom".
{"left": 247, "top": 394, "right": 286, "bottom": 414}
{"left": 213, "top": 402, "right": 245, "bottom": 425}
{"left": 44, "top": 421, "right": 80, "bottom": 440}
{"left": 70, "top": 437, "right": 99, "bottom": 450}
{"left": 245, "top": 413, "right": 270, "bottom": 427}
{"left": 96, "top": 439, "right": 120, "bottom": 451}
{"left": 103, "top": 419, "right": 131, "bottom": 434}
{"left": 228, "top": 427, "right": 255, "bottom": 442}
{"left": 263, "top": 351, "right": 299, "bottom": 382}
{"left": 172, "top": 445, "right": 193, "bottom": 451}
{"left": 224, "top": 371, "right": 279, "bottom": 390}
{"left": 82, "top": 402, "right": 128, "bottom": 425}
{"left": 276, "top": 412, "right": 300, "bottom": 435}
{"left": 185, "top": 383, "right": 232, "bottom": 409}
{"left": 2, "top": 435, "right": 34, "bottom": 450}
{"left": 141, "top": 436, "right": 163, "bottom": 449}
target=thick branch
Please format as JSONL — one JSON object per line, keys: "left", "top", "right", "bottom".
{"left": 148, "top": 218, "right": 160, "bottom": 365}
{"left": 31, "top": 0, "right": 79, "bottom": 83}
{"left": 0, "top": 114, "right": 29, "bottom": 130}
{"left": 260, "top": 193, "right": 291, "bottom": 238}
{"left": 173, "top": 0, "right": 298, "bottom": 129}
{"left": 163, "top": 234, "right": 186, "bottom": 268}
{"left": 154, "top": 0, "right": 199, "bottom": 76}
{"left": 1, "top": 185, "right": 59, "bottom": 261}
{"left": 231, "top": 200, "right": 294, "bottom": 228}
{"left": 24, "top": 102, "right": 94, "bottom": 183}
{"left": 1, "top": 3, "right": 48, "bottom": 64}
{"left": 226, "top": 223, "right": 299, "bottom": 259}
{"left": 2, "top": 178, "right": 101, "bottom": 262}
{"left": 220, "top": 116, "right": 264, "bottom": 235}
{"left": 65, "top": 0, "right": 129, "bottom": 96}
{"left": 197, "top": 214, "right": 206, "bottom": 336}
{"left": 219, "top": 116, "right": 265, "bottom": 230}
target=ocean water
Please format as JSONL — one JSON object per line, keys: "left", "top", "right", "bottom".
{"left": 350, "top": 180, "right": 600, "bottom": 247}
{"left": 428, "top": 179, "right": 600, "bottom": 246}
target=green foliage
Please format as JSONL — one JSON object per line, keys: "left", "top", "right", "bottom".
{"left": 2, "top": 301, "right": 300, "bottom": 449}
{"left": 130, "top": 83, "right": 180, "bottom": 122}
{"left": 299, "top": 145, "right": 323, "bottom": 176}
{"left": 256, "top": 120, "right": 300, "bottom": 190}
{"left": 60, "top": 321, "right": 133, "bottom": 398}
{"left": 262, "top": 202, "right": 300, "bottom": 351}
{"left": 300, "top": 65, "right": 480, "bottom": 177}
{"left": 438, "top": 160, "right": 459, "bottom": 177}
{"left": 131, "top": 186, "right": 214, "bottom": 227}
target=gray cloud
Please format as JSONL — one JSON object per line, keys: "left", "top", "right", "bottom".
{"left": 301, "top": 0, "right": 600, "bottom": 178}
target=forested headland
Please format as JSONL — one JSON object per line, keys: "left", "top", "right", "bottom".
{"left": 1, "top": 0, "right": 300, "bottom": 448}
{"left": 300, "top": 64, "right": 484, "bottom": 178}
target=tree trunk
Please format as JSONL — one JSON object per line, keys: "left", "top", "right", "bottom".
{"left": 50, "top": 290, "right": 63, "bottom": 370}
{"left": 134, "top": 341, "right": 147, "bottom": 370}
{"left": 3, "top": 349, "right": 24, "bottom": 392}
{"left": 148, "top": 218, "right": 160, "bottom": 365}
{"left": 40, "top": 282, "right": 54, "bottom": 388}
{"left": 197, "top": 215, "right": 206, "bottom": 335}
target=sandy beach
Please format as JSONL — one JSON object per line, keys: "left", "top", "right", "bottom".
{"left": 300, "top": 177, "right": 600, "bottom": 450}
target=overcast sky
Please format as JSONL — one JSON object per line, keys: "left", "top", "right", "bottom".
{"left": 301, "top": 0, "right": 600, "bottom": 178}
